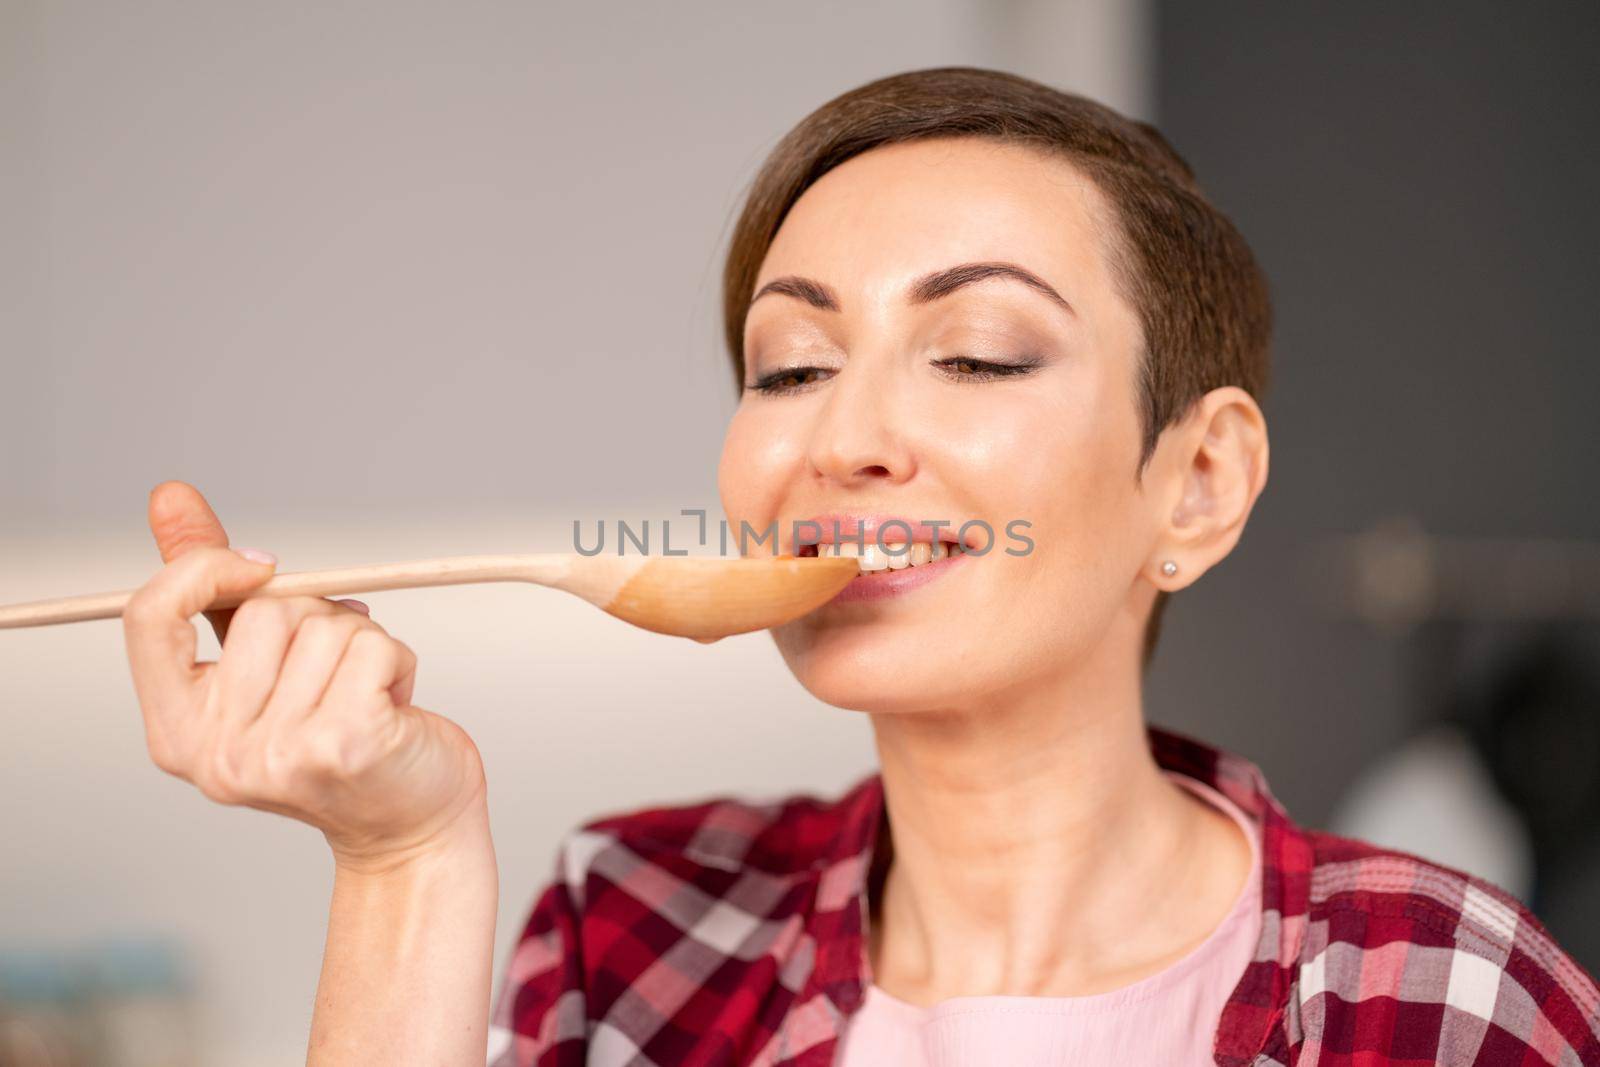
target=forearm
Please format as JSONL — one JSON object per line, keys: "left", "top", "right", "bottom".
{"left": 307, "top": 800, "right": 499, "bottom": 1066}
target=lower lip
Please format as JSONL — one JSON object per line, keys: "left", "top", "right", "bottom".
{"left": 826, "top": 551, "right": 970, "bottom": 603}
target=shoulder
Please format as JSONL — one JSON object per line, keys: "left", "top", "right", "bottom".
{"left": 1293, "top": 828, "right": 1600, "bottom": 1064}
{"left": 559, "top": 776, "right": 872, "bottom": 885}
{"left": 520, "top": 775, "right": 878, "bottom": 945}
{"left": 489, "top": 780, "right": 870, "bottom": 1065}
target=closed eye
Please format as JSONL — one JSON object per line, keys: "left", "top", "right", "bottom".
{"left": 747, "top": 355, "right": 1042, "bottom": 395}
{"left": 931, "top": 355, "right": 1042, "bottom": 381}
{"left": 746, "top": 365, "right": 835, "bottom": 395}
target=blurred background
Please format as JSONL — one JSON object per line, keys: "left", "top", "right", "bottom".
{"left": 2, "top": 1, "right": 1596, "bottom": 1063}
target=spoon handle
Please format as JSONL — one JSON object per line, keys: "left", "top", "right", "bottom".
{"left": 0, "top": 554, "right": 573, "bottom": 629}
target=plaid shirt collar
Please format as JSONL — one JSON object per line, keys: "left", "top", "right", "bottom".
{"left": 789, "top": 722, "right": 1308, "bottom": 1065}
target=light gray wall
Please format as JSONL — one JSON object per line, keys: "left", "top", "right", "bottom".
{"left": 0, "top": 0, "right": 1150, "bottom": 535}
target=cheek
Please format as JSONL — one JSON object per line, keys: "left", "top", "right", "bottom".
{"left": 718, "top": 405, "right": 804, "bottom": 536}
{"left": 1009, "top": 394, "right": 1147, "bottom": 617}
{"left": 950, "top": 381, "right": 1143, "bottom": 608}
{"left": 927, "top": 386, "right": 1116, "bottom": 536}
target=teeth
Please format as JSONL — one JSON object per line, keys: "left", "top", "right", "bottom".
{"left": 820, "top": 540, "right": 960, "bottom": 571}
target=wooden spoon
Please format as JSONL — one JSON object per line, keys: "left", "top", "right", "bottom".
{"left": 0, "top": 554, "right": 861, "bottom": 641}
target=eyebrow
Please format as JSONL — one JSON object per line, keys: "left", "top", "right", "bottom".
{"left": 749, "top": 261, "right": 1075, "bottom": 317}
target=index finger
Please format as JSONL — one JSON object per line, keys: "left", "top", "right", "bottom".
{"left": 122, "top": 545, "right": 277, "bottom": 716}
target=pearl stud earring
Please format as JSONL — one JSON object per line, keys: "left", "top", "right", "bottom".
{"left": 1160, "top": 560, "right": 1178, "bottom": 577}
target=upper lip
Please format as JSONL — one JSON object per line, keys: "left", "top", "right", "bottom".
{"left": 790, "top": 513, "right": 981, "bottom": 554}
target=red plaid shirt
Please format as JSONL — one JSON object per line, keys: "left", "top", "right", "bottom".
{"left": 487, "top": 724, "right": 1600, "bottom": 1065}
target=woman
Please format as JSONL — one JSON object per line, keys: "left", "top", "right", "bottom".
{"left": 122, "top": 68, "right": 1598, "bottom": 1064}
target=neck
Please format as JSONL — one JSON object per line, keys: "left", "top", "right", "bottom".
{"left": 863, "top": 646, "right": 1240, "bottom": 1002}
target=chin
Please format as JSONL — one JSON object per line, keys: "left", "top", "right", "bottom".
{"left": 771, "top": 619, "right": 992, "bottom": 714}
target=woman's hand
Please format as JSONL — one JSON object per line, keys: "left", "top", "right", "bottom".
{"left": 122, "top": 481, "right": 488, "bottom": 871}
{"left": 124, "top": 482, "right": 500, "bottom": 1064}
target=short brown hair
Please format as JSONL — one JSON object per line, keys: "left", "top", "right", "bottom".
{"left": 721, "top": 66, "right": 1272, "bottom": 668}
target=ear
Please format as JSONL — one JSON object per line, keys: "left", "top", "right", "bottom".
{"left": 1146, "top": 387, "right": 1269, "bottom": 591}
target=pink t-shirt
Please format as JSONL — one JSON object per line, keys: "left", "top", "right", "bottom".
{"left": 835, "top": 770, "right": 1263, "bottom": 1066}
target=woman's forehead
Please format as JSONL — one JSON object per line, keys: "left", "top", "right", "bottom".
{"left": 755, "top": 138, "right": 1119, "bottom": 311}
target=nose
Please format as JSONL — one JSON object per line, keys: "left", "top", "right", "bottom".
{"left": 805, "top": 358, "right": 915, "bottom": 487}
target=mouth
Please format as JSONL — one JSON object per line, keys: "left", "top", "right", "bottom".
{"left": 796, "top": 536, "right": 966, "bottom": 569}
{"left": 793, "top": 518, "right": 973, "bottom": 603}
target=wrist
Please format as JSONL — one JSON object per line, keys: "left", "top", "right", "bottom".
{"left": 329, "top": 790, "right": 496, "bottom": 883}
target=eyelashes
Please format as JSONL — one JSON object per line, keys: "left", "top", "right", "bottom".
{"left": 747, "top": 365, "right": 832, "bottom": 395}
{"left": 931, "top": 355, "right": 1043, "bottom": 381}
{"left": 746, "top": 355, "right": 1043, "bottom": 396}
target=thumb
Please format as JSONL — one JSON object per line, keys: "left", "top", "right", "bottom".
{"left": 149, "top": 480, "right": 231, "bottom": 562}
{"left": 148, "top": 545, "right": 279, "bottom": 617}
{"left": 147, "top": 481, "right": 241, "bottom": 644}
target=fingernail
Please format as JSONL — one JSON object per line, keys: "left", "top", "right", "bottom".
{"left": 233, "top": 546, "right": 277, "bottom": 565}
{"left": 335, "top": 598, "right": 370, "bottom": 615}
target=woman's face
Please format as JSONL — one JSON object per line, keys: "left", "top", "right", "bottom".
{"left": 718, "top": 136, "right": 1161, "bottom": 714}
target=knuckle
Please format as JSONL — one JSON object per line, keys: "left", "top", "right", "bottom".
{"left": 307, "top": 726, "right": 350, "bottom": 775}
{"left": 184, "top": 546, "right": 233, "bottom": 581}
{"left": 198, "top": 544, "right": 237, "bottom": 566}
{"left": 281, "top": 594, "right": 331, "bottom": 618}
{"left": 348, "top": 628, "right": 389, "bottom": 660}
{"left": 122, "top": 591, "right": 162, "bottom": 629}
{"left": 231, "top": 595, "right": 287, "bottom": 631}
{"left": 145, "top": 731, "right": 184, "bottom": 776}
{"left": 202, "top": 741, "right": 248, "bottom": 803}
{"left": 261, "top": 732, "right": 304, "bottom": 788}
{"left": 310, "top": 720, "right": 380, "bottom": 777}
{"left": 193, "top": 766, "right": 238, "bottom": 805}
{"left": 296, "top": 613, "right": 345, "bottom": 640}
